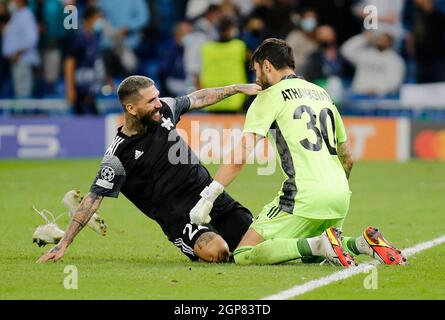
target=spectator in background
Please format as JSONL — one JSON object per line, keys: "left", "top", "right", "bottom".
{"left": 97, "top": 0, "right": 149, "bottom": 77}
{"left": 241, "top": 16, "right": 265, "bottom": 53}
{"left": 434, "top": 0, "right": 445, "bottom": 13}
{"left": 297, "top": 0, "right": 361, "bottom": 45}
{"left": 157, "top": 21, "right": 193, "bottom": 97}
{"left": 183, "top": 4, "right": 222, "bottom": 92}
{"left": 2, "top": 0, "right": 40, "bottom": 98}
{"left": 250, "top": 0, "right": 296, "bottom": 39}
{"left": 186, "top": 0, "right": 255, "bottom": 20}
{"left": 230, "top": 0, "right": 255, "bottom": 17}
{"left": 200, "top": 16, "right": 248, "bottom": 112}
{"left": 65, "top": 6, "right": 105, "bottom": 115}
{"left": 354, "top": 0, "right": 405, "bottom": 50}
{"left": 404, "top": 0, "right": 445, "bottom": 83}
{"left": 304, "top": 25, "right": 349, "bottom": 102}
{"left": 304, "top": 25, "right": 346, "bottom": 83}
{"left": 241, "top": 16, "right": 265, "bottom": 84}
{"left": 285, "top": 9, "right": 318, "bottom": 75}
{"left": 30, "top": 0, "right": 70, "bottom": 92}
{"left": 148, "top": 0, "right": 188, "bottom": 39}
{"left": 220, "top": 0, "right": 242, "bottom": 25}
{"left": 186, "top": 0, "right": 222, "bottom": 20}
{"left": 75, "top": 0, "right": 96, "bottom": 16}
{"left": 0, "top": 1, "right": 10, "bottom": 97}
{"left": 341, "top": 32, "right": 405, "bottom": 97}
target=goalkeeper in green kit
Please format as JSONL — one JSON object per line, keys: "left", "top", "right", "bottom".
{"left": 189, "top": 39, "right": 406, "bottom": 267}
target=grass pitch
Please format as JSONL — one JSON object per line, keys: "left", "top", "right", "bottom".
{"left": 0, "top": 160, "right": 444, "bottom": 300}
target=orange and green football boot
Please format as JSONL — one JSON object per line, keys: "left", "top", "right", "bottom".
{"left": 363, "top": 227, "right": 407, "bottom": 265}
{"left": 321, "top": 227, "right": 357, "bottom": 267}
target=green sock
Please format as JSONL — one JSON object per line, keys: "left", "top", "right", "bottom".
{"left": 297, "top": 238, "right": 328, "bottom": 263}
{"left": 296, "top": 238, "right": 313, "bottom": 257}
{"left": 341, "top": 236, "right": 361, "bottom": 256}
{"left": 234, "top": 239, "right": 303, "bottom": 265}
{"left": 233, "top": 246, "right": 253, "bottom": 265}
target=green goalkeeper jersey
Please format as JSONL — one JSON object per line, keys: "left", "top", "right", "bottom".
{"left": 244, "top": 77, "right": 351, "bottom": 220}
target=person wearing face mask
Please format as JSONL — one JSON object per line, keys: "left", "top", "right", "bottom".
{"left": 64, "top": 6, "right": 106, "bottom": 115}
{"left": 2, "top": 0, "right": 39, "bottom": 98}
{"left": 341, "top": 31, "right": 406, "bottom": 97}
{"left": 199, "top": 16, "right": 249, "bottom": 112}
{"left": 241, "top": 16, "right": 266, "bottom": 54}
{"left": 303, "top": 25, "right": 347, "bottom": 85}
{"left": 285, "top": 9, "right": 318, "bottom": 74}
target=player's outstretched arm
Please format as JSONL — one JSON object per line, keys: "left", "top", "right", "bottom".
{"left": 187, "top": 84, "right": 261, "bottom": 110}
{"left": 37, "top": 192, "right": 104, "bottom": 263}
{"left": 189, "top": 133, "right": 262, "bottom": 225}
{"left": 337, "top": 141, "right": 354, "bottom": 179}
{"left": 213, "top": 132, "right": 261, "bottom": 187}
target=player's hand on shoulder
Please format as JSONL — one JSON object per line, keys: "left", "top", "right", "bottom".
{"left": 236, "top": 84, "right": 262, "bottom": 96}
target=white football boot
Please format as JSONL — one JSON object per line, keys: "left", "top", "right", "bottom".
{"left": 62, "top": 190, "right": 107, "bottom": 236}
{"left": 32, "top": 207, "right": 65, "bottom": 247}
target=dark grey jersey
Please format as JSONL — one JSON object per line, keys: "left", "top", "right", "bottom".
{"left": 90, "top": 96, "right": 236, "bottom": 239}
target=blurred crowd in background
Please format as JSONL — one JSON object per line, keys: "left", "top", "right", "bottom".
{"left": 0, "top": 0, "right": 444, "bottom": 115}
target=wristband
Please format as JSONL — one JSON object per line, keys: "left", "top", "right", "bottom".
{"left": 200, "top": 181, "right": 224, "bottom": 203}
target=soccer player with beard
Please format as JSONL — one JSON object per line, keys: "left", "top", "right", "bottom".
{"left": 37, "top": 76, "right": 261, "bottom": 263}
{"left": 189, "top": 39, "right": 406, "bottom": 267}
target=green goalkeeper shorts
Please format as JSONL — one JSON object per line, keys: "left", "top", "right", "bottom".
{"left": 251, "top": 202, "right": 345, "bottom": 240}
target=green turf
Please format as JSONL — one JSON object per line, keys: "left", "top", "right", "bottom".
{"left": 0, "top": 160, "right": 444, "bottom": 300}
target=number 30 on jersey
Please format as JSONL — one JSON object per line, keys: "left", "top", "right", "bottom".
{"left": 294, "top": 105, "right": 338, "bottom": 155}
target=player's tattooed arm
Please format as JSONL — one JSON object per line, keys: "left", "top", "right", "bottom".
{"left": 187, "top": 84, "right": 261, "bottom": 110}
{"left": 37, "top": 192, "right": 104, "bottom": 263}
{"left": 60, "top": 192, "right": 104, "bottom": 247}
{"left": 337, "top": 141, "right": 354, "bottom": 179}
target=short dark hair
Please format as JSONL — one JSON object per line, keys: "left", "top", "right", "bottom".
{"left": 117, "top": 76, "right": 154, "bottom": 109}
{"left": 250, "top": 38, "right": 295, "bottom": 71}
{"left": 218, "top": 16, "right": 235, "bottom": 34}
{"left": 83, "top": 6, "right": 100, "bottom": 21}
{"left": 205, "top": 4, "right": 221, "bottom": 16}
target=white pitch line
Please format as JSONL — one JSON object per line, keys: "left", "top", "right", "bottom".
{"left": 262, "top": 235, "right": 445, "bottom": 300}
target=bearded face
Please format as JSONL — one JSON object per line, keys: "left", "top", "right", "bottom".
{"left": 128, "top": 86, "right": 163, "bottom": 125}
{"left": 138, "top": 105, "right": 162, "bottom": 125}
{"left": 254, "top": 62, "right": 272, "bottom": 90}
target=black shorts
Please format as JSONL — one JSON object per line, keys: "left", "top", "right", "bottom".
{"left": 171, "top": 200, "right": 253, "bottom": 261}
